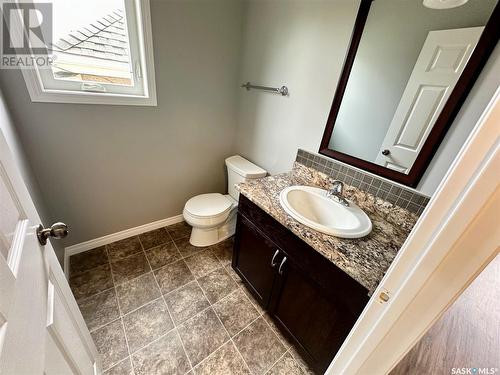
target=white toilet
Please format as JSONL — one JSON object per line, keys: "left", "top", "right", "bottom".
{"left": 183, "top": 155, "right": 267, "bottom": 247}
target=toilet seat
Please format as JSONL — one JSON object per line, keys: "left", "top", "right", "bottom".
{"left": 183, "top": 193, "right": 234, "bottom": 228}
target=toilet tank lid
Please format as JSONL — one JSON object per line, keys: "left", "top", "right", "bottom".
{"left": 225, "top": 155, "right": 267, "bottom": 179}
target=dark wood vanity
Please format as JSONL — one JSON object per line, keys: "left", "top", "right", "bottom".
{"left": 232, "top": 195, "right": 369, "bottom": 373}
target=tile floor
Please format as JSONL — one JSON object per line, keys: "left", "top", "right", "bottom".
{"left": 69, "top": 221, "right": 315, "bottom": 375}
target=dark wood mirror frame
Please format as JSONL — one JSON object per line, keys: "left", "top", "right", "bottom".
{"left": 319, "top": 0, "right": 499, "bottom": 187}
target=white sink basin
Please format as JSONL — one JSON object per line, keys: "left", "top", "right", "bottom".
{"left": 279, "top": 185, "right": 372, "bottom": 238}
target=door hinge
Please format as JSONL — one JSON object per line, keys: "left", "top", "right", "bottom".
{"left": 378, "top": 289, "right": 390, "bottom": 304}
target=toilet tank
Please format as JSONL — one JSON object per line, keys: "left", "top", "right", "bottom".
{"left": 225, "top": 155, "right": 267, "bottom": 201}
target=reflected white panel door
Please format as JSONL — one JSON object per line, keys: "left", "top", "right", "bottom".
{"left": 375, "top": 27, "right": 484, "bottom": 173}
{"left": 0, "top": 129, "right": 100, "bottom": 374}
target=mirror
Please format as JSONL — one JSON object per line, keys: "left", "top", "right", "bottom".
{"left": 320, "top": 0, "right": 498, "bottom": 187}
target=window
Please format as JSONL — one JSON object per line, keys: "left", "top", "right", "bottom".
{"left": 20, "top": 0, "right": 156, "bottom": 106}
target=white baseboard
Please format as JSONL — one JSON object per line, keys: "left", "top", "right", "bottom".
{"left": 63, "top": 214, "right": 184, "bottom": 279}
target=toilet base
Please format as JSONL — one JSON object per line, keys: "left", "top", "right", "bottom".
{"left": 189, "top": 212, "right": 237, "bottom": 247}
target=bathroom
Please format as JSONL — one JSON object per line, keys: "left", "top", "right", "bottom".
{"left": 0, "top": 0, "right": 498, "bottom": 374}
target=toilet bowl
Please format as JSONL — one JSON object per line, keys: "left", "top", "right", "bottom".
{"left": 183, "top": 155, "right": 266, "bottom": 247}
{"left": 183, "top": 193, "right": 237, "bottom": 246}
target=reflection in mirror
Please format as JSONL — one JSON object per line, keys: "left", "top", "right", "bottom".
{"left": 326, "top": 0, "right": 496, "bottom": 175}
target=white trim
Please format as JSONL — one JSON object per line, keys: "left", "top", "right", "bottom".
{"left": 19, "top": 0, "right": 157, "bottom": 106}
{"left": 134, "top": 0, "right": 157, "bottom": 105}
{"left": 326, "top": 88, "right": 500, "bottom": 374}
{"left": 63, "top": 214, "right": 184, "bottom": 278}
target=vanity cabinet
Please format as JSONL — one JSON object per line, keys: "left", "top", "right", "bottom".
{"left": 233, "top": 214, "right": 278, "bottom": 307}
{"left": 232, "top": 195, "right": 369, "bottom": 373}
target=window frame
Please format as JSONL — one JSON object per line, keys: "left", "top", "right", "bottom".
{"left": 19, "top": 0, "right": 157, "bottom": 106}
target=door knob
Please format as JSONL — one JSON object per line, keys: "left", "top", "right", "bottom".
{"left": 37, "top": 222, "right": 68, "bottom": 246}
{"left": 381, "top": 149, "right": 391, "bottom": 156}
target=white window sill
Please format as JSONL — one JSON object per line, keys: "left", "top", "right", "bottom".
{"left": 23, "top": 80, "right": 158, "bottom": 106}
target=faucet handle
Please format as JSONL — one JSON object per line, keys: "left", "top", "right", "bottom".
{"left": 330, "top": 180, "right": 344, "bottom": 194}
{"left": 327, "top": 180, "right": 350, "bottom": 207}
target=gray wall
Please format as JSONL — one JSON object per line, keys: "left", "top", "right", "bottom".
{"left": 235, "top": 0, "right": 360, "bottom": 174}
{"left": 329, "top": 0, "right": 496, "bottom": 162}
{"left": 1, "top": 0, "right": 498, "bottom": 256}
{"left": 0, "top": 0, "right": 244, "bottom": 247}
{"left": 234, "top": 0, "right": 500, "bottom": 196}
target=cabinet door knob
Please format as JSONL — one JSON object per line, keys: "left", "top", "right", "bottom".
{"left": 271, "top": 250, "right": 280, "bottom": 268}
{"left": 382, "top": 149, "right": 391, "bottom": 156}
{"left": 278, "top": 257, "right": 287, "bottom": 275}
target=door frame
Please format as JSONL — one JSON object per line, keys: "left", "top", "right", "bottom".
{"left": 373, "top": 27, "right": 484, "bottom": 173}
{"left": 326, "top": 88, "right": 500, "bottom": 374}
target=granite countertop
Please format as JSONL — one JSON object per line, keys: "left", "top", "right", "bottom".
{"left": 236, "top": 162, "right": 419, "bottom": 294}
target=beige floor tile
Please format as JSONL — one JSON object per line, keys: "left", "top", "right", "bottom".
{"left": 178, "top": 308, "right": 229, "bottom": 366}
{"left": 73, "top": 235, "right": 313, "bottom": 375}
{"left": 194, "top": 341, "right": 250, "bottom": 375}
{"left": 184, "top": 249, "right": 221, "bottom": 278}
{"left": 289, "top": 346, "right": 317, "bottom": 375}
{"left": 131, "top": 330, "right": 191, "bottom": 375}
{"left": 106, "top": 236, "right": 142, "bottom": 261}
{"left": 174, "top": 237, "right": 208, "bottom": 258}
{"left": 233, "top": 317, "right": 286, "bottom": 374}
{"left": 225, "top": 264, "right": 243, "bottom": 285}
{"left": 145, "top": 242, "right": 182, "bottom": 270}
{"left": 103, "top": 357, "right": 134, "bottom": 375}
{"left": 263, "top": 313, "right": 293, "bottom": 349}
{"left": 110, "top": 252, "right": 151, "bottom": 284}
{"left": 267, "top": 352, "right": 304, "bottom": 375}
{"left": 154, "top": 259, "right": 194, "bottom": 294}
{"left": 164, "top": 281, "right": 210, "bottom": 324}
{"left": 91, "top": 319, "right": 128, "bottom": 371}
{"left": 115, "top": 272, "right": 161, "bottom": 314}
{"left": 139, "top": 228, "right": 171, "bottom": 250}
{"left": 165, "top": 221, "right": 192, "bottom": 240}
{"left": 70, "top": 263, "right": 113, "bottom": 301}
{"left": 70, "top": 246, "right": 108, "bottom": 275}
{"left": 213, "top": 289, "right": 259, "bottom": 337}
{"left": 78, "top": 288, "right": 119, "bottom": 331}
{"left": 123, "top": 298, "right": 174, "bottom": 352}
{"left": 211, "top": 238, "right": 234, "bottom": 266}
{"left": 240, "top": 286, "right": 265, "bottom": 315}
{"left": 198, "top": 267, "right": 238, "bottom": 304}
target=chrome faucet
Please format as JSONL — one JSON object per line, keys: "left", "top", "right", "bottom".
{"left": 326, "top": 180, "right": 349, "bottom": 207}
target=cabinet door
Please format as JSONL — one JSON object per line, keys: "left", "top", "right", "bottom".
{"left": 270, "top": 257, "right": 360, "bottom": 373}
{"left": 232, "top": 214, "right": 282, "bottom": 309}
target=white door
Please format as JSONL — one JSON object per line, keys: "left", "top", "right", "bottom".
{"left": 0, "top": 129, "right": 100, "bottom": 374}
{"left": 375, "top": 27, "right": 484, "bottom": 173}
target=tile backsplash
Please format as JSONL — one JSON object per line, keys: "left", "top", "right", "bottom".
{"left": 295, "top": 149, "right": 430, "bottom": 216}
